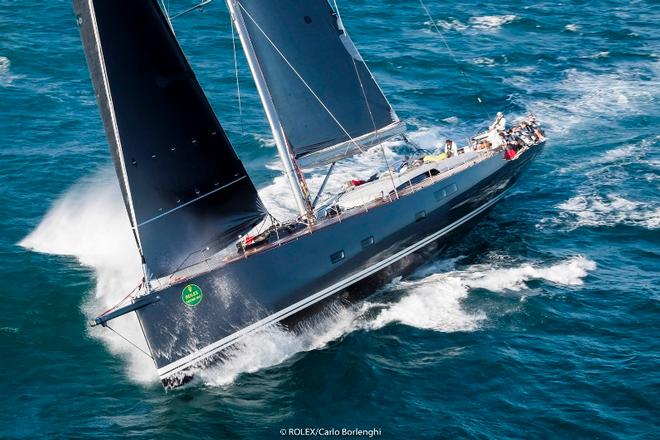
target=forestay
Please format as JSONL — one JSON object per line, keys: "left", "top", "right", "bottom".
{"left": 74, "top": 0, "right": 267, "bottom": 279}
{"left": 231, "top": 0, "right": 403, "bottom": 168}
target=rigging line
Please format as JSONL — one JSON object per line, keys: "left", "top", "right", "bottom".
{"left": 332, "top": 0, "right": 399, "bottom": 197}
{"left": 236, "top": 2, "right": 363, "bottom": 154}
{"left": 380, "top": 145, "right": 399, "bottom": 200}
{"left": 334, "top": 0, "right": 401, "bottom": 199}
{"left": 312, "top": 161, "right": 336, "bottom": 208}
{"left": 418, "top": 0, "right": 491, "bottom": 121}
{"left": 230, "top": 14, "right": 244, "bottom": 134}
{"left": 105, "top": 324, "right": 153, "bottom": 360}
{"left": 332, "top": 0, "right": 399, "bottom": 198}
{"left": 158, "top": 0, "right": 168, "bottom": 16}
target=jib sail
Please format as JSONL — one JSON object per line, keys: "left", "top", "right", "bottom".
{"left": 74, "top": 0, "right": 267, "bottom": 279}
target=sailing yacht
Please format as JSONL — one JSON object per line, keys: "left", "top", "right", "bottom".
{"left": 74, "top": 0, "right": 544, "bottom": 388}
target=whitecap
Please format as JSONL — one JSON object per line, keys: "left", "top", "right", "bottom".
{"left": 253, "top": 133, "right": 275, "bottom": 148}
{"left": 511, "top": 63, "right": 659, "bottom": 136}
{"left": 564, "top": 24, "right": 580, "bottom": 32}
{"left": 198, "top": 255, "right": 595, "bottom": 386}
{"left": 469, "top": 15, "right": 518, "bottom": 30}
{"left": 433, "top": 19, "right": 468, "bottom": 32}
{"left": 591, "top": 51, "right": 610, "bottom": 59}
{"left": 0, "top": 56, "right": 14, "bottom": 85}
{"left": 1, "top": 327, "right": 19, "bottom": 334}
{"left": 459, "top": 256, "right": 597, "bottom": 291}
{"left": 557, "top": 194, "right": 660, "bottom": 230}
{"left": 367, "top": 276, "right": 485, "bottom": 332}
{"left": 0, "top": 56, "right": 9, "bottom": 74}
{"left": 367, "top": 256, "right": 595, "bottom": 331}
{"left": 432, "top": 15, "right": 516, "bottom": 33}
{"left": 472, "top": 57, "right": 496, "bottom": 66}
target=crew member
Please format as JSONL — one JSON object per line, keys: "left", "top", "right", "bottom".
{"left": 444, "top": 139, "right": 457, "bottom": 158}
{"left": 490, "top": 111, "right": 506, "bottom": 132}
{"left": 488, "top": 112, "right": 506, "bottom": 148}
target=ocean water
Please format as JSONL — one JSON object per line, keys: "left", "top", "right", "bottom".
{"left": 1, "top": 0, "right": 658, "bottom": 438}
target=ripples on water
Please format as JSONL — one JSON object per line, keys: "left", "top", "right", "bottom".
{"left": 2, "top": 0, "right": 658, "bottom": 438}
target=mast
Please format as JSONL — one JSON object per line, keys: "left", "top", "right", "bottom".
{"left": 226, "top": 0, "right": 313, "bottom": 220}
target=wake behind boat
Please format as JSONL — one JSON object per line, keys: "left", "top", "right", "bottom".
{"left": 74, "top": 0, "right": 545, "bottom": 388}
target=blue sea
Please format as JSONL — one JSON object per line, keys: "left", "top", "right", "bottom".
{"left": 1, "top": 0, "right": 658, "bottom": 438}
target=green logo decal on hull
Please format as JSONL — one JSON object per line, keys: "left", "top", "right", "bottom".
{"left": 182, "top": 284, "right": 203, "bottom": 307}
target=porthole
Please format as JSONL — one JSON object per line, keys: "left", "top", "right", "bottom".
{"left": 361, "top": 236, "right": 375, "bottom": 248}
{"left": 434, "top": 183, "right": 458, "bottom": 201}
{"left": 330, "top": 250, "right": 345, "bottom": 264}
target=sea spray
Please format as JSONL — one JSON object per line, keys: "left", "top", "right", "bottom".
{"left": 20, "top": 170, "right": 597, "bottom": 386}
{"left": 367, "top": 276, "right": 485, "bottom": 331}
{"left": 19, "top": 171, "right": 157, "bottom": 383}
{"left": 365, "top": 256, "right": 596, "bottom": 331}
{"left": 198, "top": 303, "right": 357, "bottom": 387}
{"left": 198, "top": 256, "right": 596, "bottom": 387}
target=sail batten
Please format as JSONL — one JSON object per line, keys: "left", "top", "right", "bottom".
{"left": 74, "top": 0, "right": 267, "bottom": 279}
{"left": 231, "top": 0, "right": 402, "bottom": 168}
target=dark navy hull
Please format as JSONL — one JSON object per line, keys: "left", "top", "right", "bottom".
{"left": 135, "top": 145, "right": 542, "bottom": 387}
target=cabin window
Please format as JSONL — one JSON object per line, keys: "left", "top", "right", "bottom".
{"left": 415, "top": 210, "right": 427, "bottom": 222}
{"left": 434, "top": 189, "right": 447, "bottom": 201}
{"left": 434, "top": 183, "right": 458, "bottom": 201}
{"left": 330, "top": 250, "right": 345, "bottom": 264}
{"left": 361, "top": 236, "right": 375, "bottom": 248}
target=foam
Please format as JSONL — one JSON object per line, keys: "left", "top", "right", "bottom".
{"left": 435, "top": 19, "right": 469, "bottom": 33}
{"left": 20, "top": 123, "right": 579, "bottom": 387}
{"left": 508, "top": 63, "right": 659, "bottom": 136}
{"left": 469, "top": 15, "right": 518, "bottom": 30}
{"left": 461, "top": 256, "right": 597, "bottom": 290}
{"left": 557, "top": 194, "right": 660, "bottom": 230}
{"left": 367, "top": 276, "right": 485, "bottom": 332}
{"left": 198, "top": 304, "right": 356, "bottom": 387}
{"left": 0, "top": 56, "right": 14, "bottom": 85}
{"left": 433, "top": 15, "right": 517, "bottom": 33}
{"left": 557, "top": 136, "right": 658, "bottom": 177}
{"left": 564, "top": 24, "right": 580, "bottom": 32}
{"left": 472, "top": 57, "right": 496, "bottom": 66}
{"left": 198, "top": 256, "right": 595, "bottom": 387}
